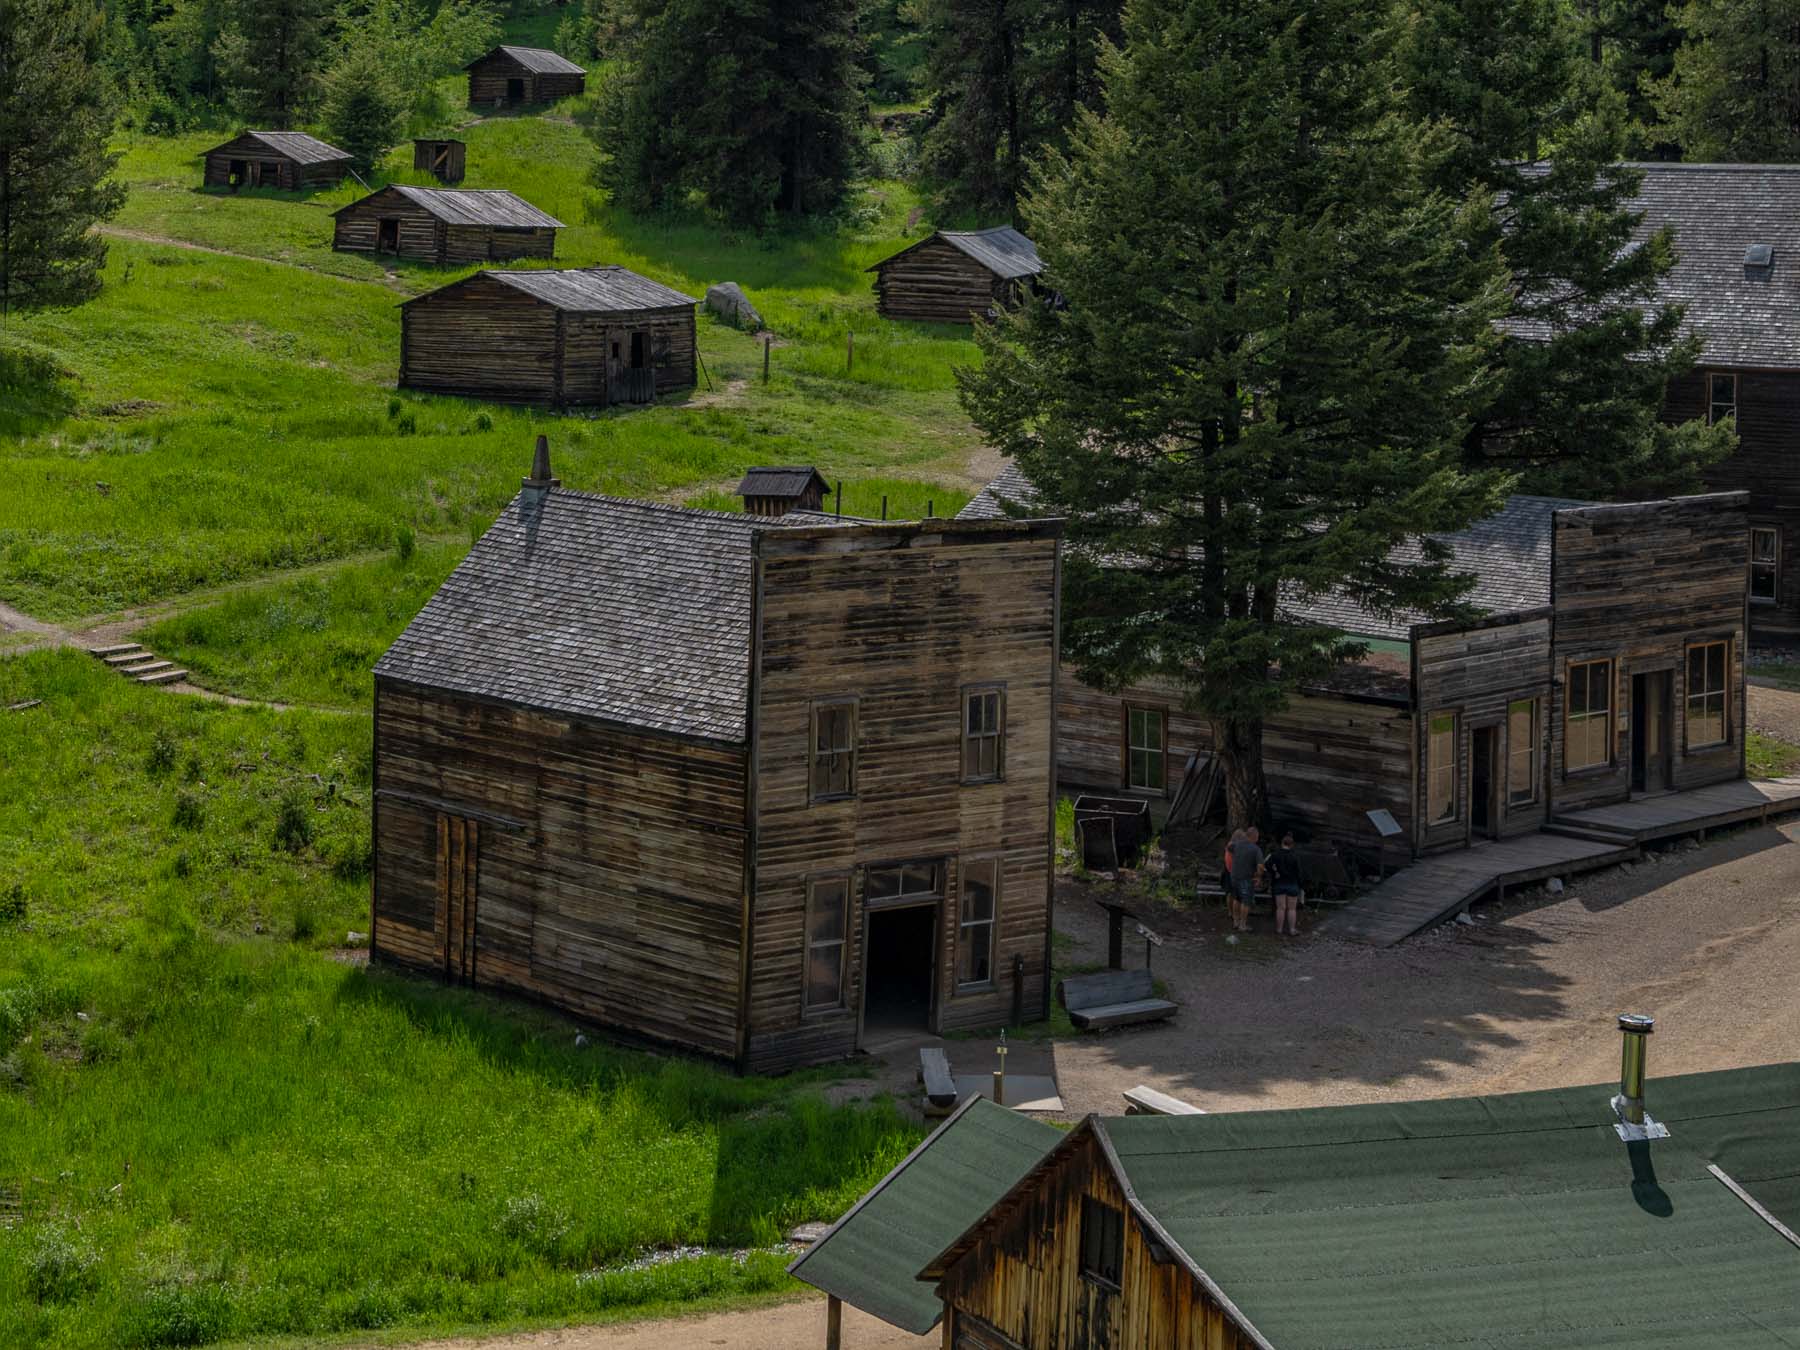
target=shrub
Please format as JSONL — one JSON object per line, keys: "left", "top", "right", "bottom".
{"left": 274, "top": 788, "right": 313, "bottom": 853}
{"left": 129, "top": 1282, "right": 233, "bottom": 1347}
{"left": 395, "top": 413, "right": 417, "bottom": 436}
{"left": 470, "top": 411, "right": 493, "bottom": 432}
{"left": 26, "top": 1222, "right": 100, "bottom": 1303}
{"left": 387, "top": 396, "right": 402, "bottom": 419}
{"left": 290, "top": 900, "right": 319, "bottom": 943}
{"left": 394, "top": 524, "right": 416, "bottom": 561}
{"left": 146, "top": 728, "right": 178, "bottom": 777}
{"left": 172, "top": 791, "right": 206, "bottom": 832}
{"left": 0, "top": 883, "right": 25, "bottom": 925}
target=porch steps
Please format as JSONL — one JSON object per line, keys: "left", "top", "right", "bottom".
{"left": 86, "top": 643, "right": 188, "bottom": 687}
{"left": 1541, "top": 820, "right": 1638, "bottom": 848}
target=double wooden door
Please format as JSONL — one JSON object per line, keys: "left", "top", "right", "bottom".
{"left": 436, "top": 813, "right": 479, "bottom": 983}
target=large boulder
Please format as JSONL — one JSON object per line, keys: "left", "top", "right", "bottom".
{"left": 705, "top": 281, "right": 763, "bottom": 331}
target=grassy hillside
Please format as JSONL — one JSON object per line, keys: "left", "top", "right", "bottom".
{"left": 0, "top": 653, "right": 918, "bottom": 1349}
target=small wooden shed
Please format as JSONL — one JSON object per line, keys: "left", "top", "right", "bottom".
{"left": 466, "top": 46, "right": 587, "bottom": 107}
{"left": 201, "top": 131, "right": 353, "bottom": 191}
{"left": 870, "top": 227, "right": 1044, "bottom": 323}
{"left": 399, "top": 266, "right": 697, "bottom": 406}
{"left": 332, "top": 186, "right": 562, "bottom": 264}
{"left": 737, "top": 467, "right": 830, "bottom": 517}
{"left": 413, "top": 138, "right": 466, "bottom": 183}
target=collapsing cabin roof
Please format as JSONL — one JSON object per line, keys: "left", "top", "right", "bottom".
{"left": 399, "top": 265, "right": 695, "bottom": 313}
{"left": 787, "top": 1098, "right": 1062, "bottom": 1334}
{"left": 469, "top": 44, "right": 588, "bottom": 75}
{"left": 922, "top": 1062, "right": 1800, "bottom": 1349}
{"left": 735, "top": 466, "right": 829, "bottom": 499}
{"left": 959, "top": 464, "right": 1581, "bottom": 642}
{"left": 872, "top": 226, "right": 1044, "bottom": 281}
{"left": 333, "top": 185, "right": 561, "bottom": 229}
{"left": 215, "top": 130, "right": 352, "bottom": 165}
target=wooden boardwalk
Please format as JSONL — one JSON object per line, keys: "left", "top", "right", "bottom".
{"left": 1325, "top": 776, "right": 1800, "bottom": 948}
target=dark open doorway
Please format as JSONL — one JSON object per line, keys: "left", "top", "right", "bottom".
{"left": 1471, "top": 725, "right": 1499, "bottom": 838}
{"left": 377, "top": 218, "right": 399, "bottom": 254}
{"left": 1632, "top": 671, "right": 1671, "bottom": 794}
{"left": 506, "top": 77, "right": 526, "bottom": 103}
{"left": 863, "top": 905, "right": 936, "bottom": 1034}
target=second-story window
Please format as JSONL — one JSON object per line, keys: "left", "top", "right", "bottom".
{"left": 963, "top": 685, "right": 1005, "bottom": 782}
{"left": 811, "top": 699, "right": 857, "bottom": 800}
{"left": 1751, "top": 527, "right": 1779, "bottom": 604}
{"left": 1708, "top": 372, "right": 1737, "bottom": 425}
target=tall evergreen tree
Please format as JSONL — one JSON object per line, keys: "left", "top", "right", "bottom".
{"left": 1570, "top": 0, "right": 1682, "bottom": 155}
{"left": 594, "top": 0, "right": 866, "bottom": 227}
{"left": 961, "top": 0, "right": 1510, "bottom": 827}
{"left": 913, "top": 0, "right": 1119, "bottom": 219}
{"left": 321, "top": 47, "right": 403, "bottom": 175}
{"left": 1402, "top": 0, "right": 1733, "bottom": 498}
{"left": 0, "top": 0, "right": 126, "bottom": 318}
{"left": 213, "top": 0, "right": 329, "bottom": 127}
{"left": 1651, "top": 0, "right": 1800, "bottom": 161}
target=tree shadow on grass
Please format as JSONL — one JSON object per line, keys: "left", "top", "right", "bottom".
{"left": 0, "top": 342, "right": 77, "bottom": 438}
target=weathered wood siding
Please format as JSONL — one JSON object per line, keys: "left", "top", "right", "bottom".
{"left": 413, "top": 138, "right": 466, "bottom": 182}
{"left": 202, "top": 134, "right": 347, "bottom": 190}
{"left": 1057, "top": 671, "right": 1208, "bottom": 798}
{"left": 937, "top": 1131, "right": 1256, "bottom": 1350}
{"left": 467, "top": 53, "right": 585, "bottom": 107}
{"left": 1669, "top": 368, "right": 1800, "bottom": 640}
{"left": 563, "top": 306, "right": 697, "bottom": 397}
{"left": 743, "top": 522, "right": 1061, "bottom": 1073}
{"left": 1550, "top": 494, "right": 1748, "bottom": 812}
{"left": 371, "top": 681, "right": 750, "bottom": 1059}
{"left": 874, "top": 238, "right": 1010, "bottom": 323}
{"left": 1412, "top": 612, "right": 1552, "bottom": 852}
{"left": 400, "top": 275, "right": 560, "bottom": 402}
{"left": 335, "top": 189, "right": 557, "bottom": 264}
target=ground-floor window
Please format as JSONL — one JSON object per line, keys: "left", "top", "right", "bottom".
{"left": 1125, "top": 705, "right": 1165, "bottom": 793}
{"left": 1079, "top": 1195, "right": 1124, "bottom": 1290}
{"left": 1566, "top": 660, "right": 1613, "bottom": 771}
{"left": 1751, "top": 527, "right": 1779, "bottom": 604}
{"left": 1428, "top": 712, "right": 1457, "bottom": 823}
{"left": 803, "top": 876, "right": 849, "bottom": 1011}
{"left": 957, "top": 858, "right": 998, "bottom": 988}
{"left": 1685, "top": 640, "right": 1729, "bottom": 749}
{"left": 1506, "top": 699, "right": 1538, "bottom": 806}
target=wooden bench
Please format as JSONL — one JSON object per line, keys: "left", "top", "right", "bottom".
{"left": 1122, "top": 1085, "right": 1206, "bottom": 1116}
{"left": 919, "top": 1046, "right": 958, "bottom": 1115}
{"left": 1059, "top": 969, "right": 1177, "bottom": 1031}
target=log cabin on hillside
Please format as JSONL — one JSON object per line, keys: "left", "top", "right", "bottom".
{"left": 737, "top": 466, "right": 830, "bottom": 517}
{"left": 870, "top": 227, "right": 1044, "bottom": 323}
{"left": 413, "top": 138, "right": 466, "bottom": 183}
{"left": 201, "top": 131, "right": 352, "bottom": 191}
{"left": 398, "top": 266, "right": 696, "bottom": 406}
{"left": 332, "top": 186, "right": 561, "bottom": 264}
{"left": 370, "top": 440, "right": 1062, "bottom": 1071}
{"left": 794, "top": 1057, "right": 1800, "bottom": 1349}
{"left": 466, "top": 45, "right": 586, "bottom": 107}
{"left": 962, "top": 465, "right": 1750, "bottom": 855}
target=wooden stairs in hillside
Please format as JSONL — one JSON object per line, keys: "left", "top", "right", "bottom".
{"left": 87, "top": 642, "right": 187, "bottom": 686}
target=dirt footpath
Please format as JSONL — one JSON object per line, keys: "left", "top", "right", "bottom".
{"left": 390, "top": 1299, "right": 933, "bottom": 1350}
{"left": 1050, "top": 818, "right": 1800, "bottom": 1115}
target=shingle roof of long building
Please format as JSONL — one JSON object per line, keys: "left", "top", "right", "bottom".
{"left": 238, "top": 131, "right": 351, "bottom": 164}
{"left": 475, "top": 44, "right": 587, "bottom": 76}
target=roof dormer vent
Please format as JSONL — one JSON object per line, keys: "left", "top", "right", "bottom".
{"left": 1745, "top": 242, "right": 1774, "bottom": 268}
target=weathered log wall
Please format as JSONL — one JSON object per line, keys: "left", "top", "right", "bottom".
{"left": 936, "top": 1130, "right": 1257, "bottom": 1350}
{"left": 467, "top": 57, "right": 585, "bottom": 107}
{"left": 400, "top": 277, "right": 560, "bottom": 402}
{"left": 414, "top": 139, "right": 466, "bottom": 182}
{"left": 202, "top": 135, "right": 346, "bottom": 191}
{"left": 371, "top": 681, "right": 750, "bottom": 1059}
{"left": 874, "top": 238, "right": 1008, "bottom": 323}
{"left": 336, "top": 193, "right": 556, "bottom": 264}
{"left": 1550, "top": 494, "right": 1748, "bottom": 812}
{"left": 743, "top": 522, "right": 1061, "bottom": 1073}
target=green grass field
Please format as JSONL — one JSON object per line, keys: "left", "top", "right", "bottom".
{"left": 0, "top": 653, "right": 919, "bottom": 1349}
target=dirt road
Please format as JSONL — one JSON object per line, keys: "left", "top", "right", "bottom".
{"left": 391, "top": 1299, "right": 933, "bottom": 1350}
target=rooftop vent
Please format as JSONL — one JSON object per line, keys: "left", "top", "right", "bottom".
{"left": 1612, "top": 1014, "right": 1669, "bottom": 1141}
{"left": 521, "top": 434, "right": 560, "bottom": 509}
{"left": 1746, "top": 242, "right": 1775, "bottom": 268}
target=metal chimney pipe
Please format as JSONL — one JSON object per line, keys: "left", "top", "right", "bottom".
{"left": 1618, "top": 1014, "right": 1654, "bottom": 1125}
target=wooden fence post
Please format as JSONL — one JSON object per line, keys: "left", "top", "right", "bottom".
{"left": 763, "top": 335, "right": 771, "bottom": 383}
{"left": 826, "top": 1294, "right": 842, "bottom": 1350}
{"left": 847, "top": 330, "right": 854, "bottom": 374}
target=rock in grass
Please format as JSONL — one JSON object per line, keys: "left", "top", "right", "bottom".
{"left": 346, "top": 930, "right": 368, "bottom": 945}
{"left": 1546, "top": 877, "right": 1565, "bottom": 895}
{"left": 575, "top": 1033, "right": 589, "bottom": 1049}
{"left": 705, "top": 282, "right": 763, "bottom": 332}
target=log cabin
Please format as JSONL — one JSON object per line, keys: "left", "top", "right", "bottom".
{"left": 1604, "top": 163, "right": 1800, "bottom": 642}
{"left": 370, "top": 439, "right": 1062, "bottom": 1071}
{"left": 398, "top": 266, "right": 696, "bottom": 406}
{"left": 870, "top": 227, "right": 1044, "bottom": 323}
{"left": 961, "top": 465, "right": 1749, "bottom": 855}
{"left": 413, "top": 138, "right": 466, "bottom": 183}
{"left": 737, "top": 466, "right": 830, "bottom": 517}
{"left": 465, "top": 45, "right": 586, "bottom": 107}
{"left": 201, "top": 131, "right": 352, "bottom": 191}
{"left": 332, "top": 186, "right": 561, "bottom": 264}
{"left": 795, "top": 1054, "right": 1800, "bottom": 1349}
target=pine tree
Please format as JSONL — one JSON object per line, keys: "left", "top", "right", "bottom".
{"left": 1651, "top": 0, "right": 1800, "bottom": 161}
{"left": 594, "top": 0, "right": 866, "bottom": 227}
{"left": 1401, "top": 0, "right": 1734, "bottom": 498}
{"left": 213, "top": 0, "right": 329, "bottom": 127}
{"left": 960, "top": 0, "right": 1510, "bottom": 828}
{"left": 0, "top": 0, "right": 127, "bottom": 318}
{"left": 321, "top": 48, "right": 403, "bottom": 175}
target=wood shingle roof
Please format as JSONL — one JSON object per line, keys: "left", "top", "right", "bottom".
{"left": 473, "top": 44, "right": 588, "bottom": 76}
{"left": 334, "top": 185, "right": 562, "bottom": 228}
{"left": 225, "top": 131, "right": 351, "bottom": 165}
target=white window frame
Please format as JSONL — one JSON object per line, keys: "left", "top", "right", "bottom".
{"left": 956, "top": 857, "right": 999, "bottom": 990}
{"left": 1506, "top": 698, "right": 1539, "bottom": 807}
{"left": 1427, "top": 712, "right": 1458, "bottom": 824}
{"left": 1565, "top": 660, "right": 1614, "bottom": 773}
{"left": 1684, "top": 640, "right": 1730, "bottom": 750}
{"left": 962, "top": 685, "right": 1006, "bottom": 784}
{"left": 1707, "top": 371, "right": 1738, "bottom": 426}
{"left": 1125, "top": 704, "right": 1167, "bottom": 794}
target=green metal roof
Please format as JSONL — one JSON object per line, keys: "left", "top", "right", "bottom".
{"left": 787, "top": 1096, "right": 1063, "bottom": 1333}
{"left": 1102, "top": 1062, "right": 1800, "bottom": 1348}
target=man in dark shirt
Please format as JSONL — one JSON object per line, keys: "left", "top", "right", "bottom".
{"left": 1269, "top": 830, "right": 1304, "bottom": 935}
{"left": 1229, "top": 825, "right": 1264, "bottom": 932}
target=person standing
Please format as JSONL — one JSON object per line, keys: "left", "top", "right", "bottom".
{"left": 1270, "top": 831, "right": 1304, "bottom": 936}
{"left": 1229, "top": 825, "right": 1264, "bottom": 932}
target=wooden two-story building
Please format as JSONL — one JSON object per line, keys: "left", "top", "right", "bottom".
{"left": 962, "top": 466, "right": 1749, "bottom": 854}
{"left": 370, "top": 440, "right": 1062, "bottom": 1071}
{"left": 1608, "top": 163, "right": 1800, "bottom": 641}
